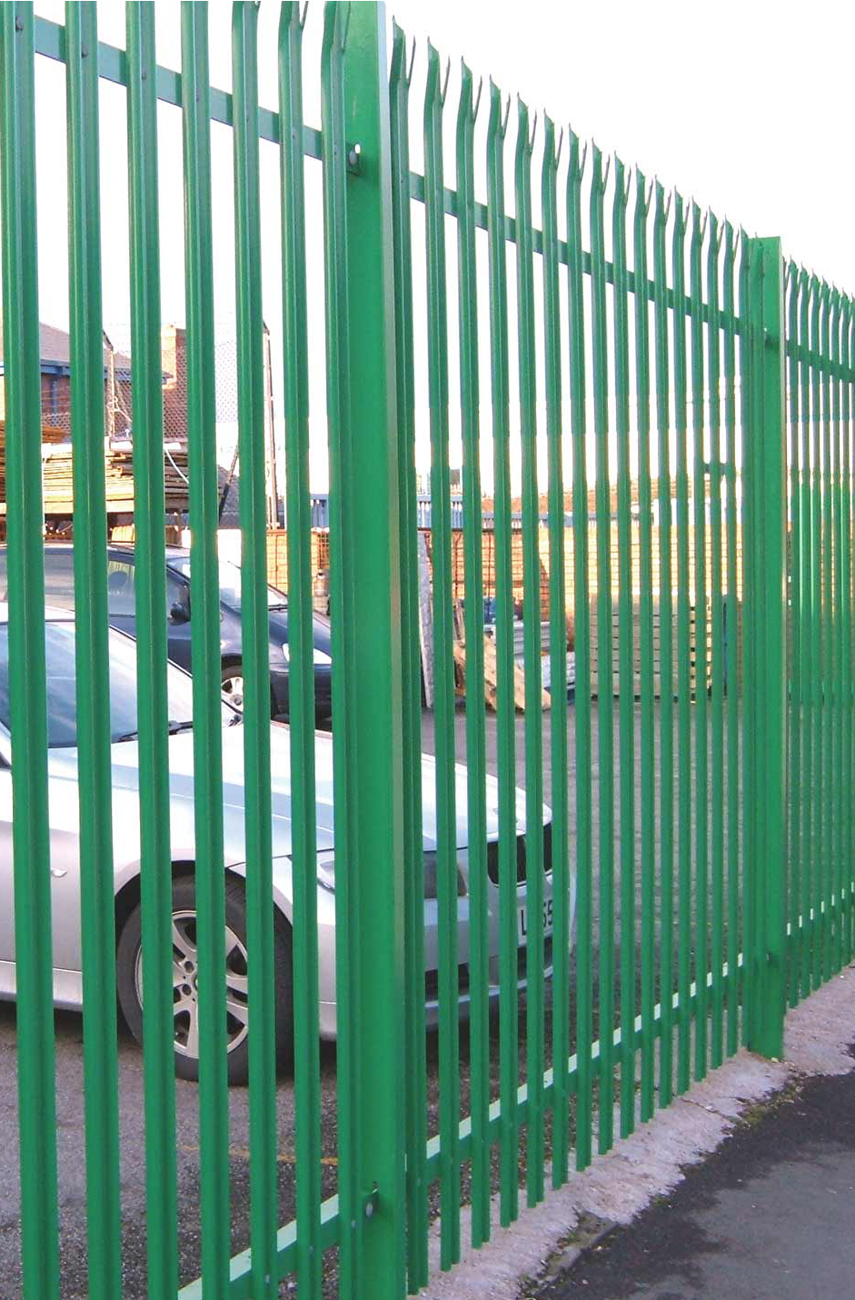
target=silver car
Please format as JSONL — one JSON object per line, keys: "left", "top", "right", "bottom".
{"left": 0, "top": 609, "right": 560, "bottom": 1084}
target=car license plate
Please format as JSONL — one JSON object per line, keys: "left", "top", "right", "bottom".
{"left": 518, "top": 896, "right": 553, "bottom": 943}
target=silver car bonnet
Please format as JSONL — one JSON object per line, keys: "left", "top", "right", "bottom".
{"left": 43, "top": 721, "right": 526, "bottom": 863}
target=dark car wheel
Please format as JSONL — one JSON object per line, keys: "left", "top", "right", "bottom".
{"left": 117, "top": 874, "right": 293, "bottom": 1085}
{"left": 221, "top": 663, "right": 245, "bottom": 712}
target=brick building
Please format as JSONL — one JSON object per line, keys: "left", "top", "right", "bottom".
{"left": 0, "top": 321, "right": 134, "bottom": 437}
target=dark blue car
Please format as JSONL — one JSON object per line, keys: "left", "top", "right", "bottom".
{"left": 0, "top": 544, "right": 332, "bottom": 726}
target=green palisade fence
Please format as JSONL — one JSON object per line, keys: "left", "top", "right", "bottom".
{"left": 0, "top": 2, "right": 850, "bottom": 1297}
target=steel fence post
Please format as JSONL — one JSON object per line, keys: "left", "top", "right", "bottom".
{"left": 321, "top": 3, "right": 406, "bottom": 1296}
{"left": 744, "top": 236, "right": 787, "bottom": 1058}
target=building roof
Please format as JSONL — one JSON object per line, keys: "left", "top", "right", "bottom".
{"left": 0, "top": 321, "right": 132, "bottom": 375}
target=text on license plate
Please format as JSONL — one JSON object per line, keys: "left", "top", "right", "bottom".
{"left": 518, "top": 897, "right": 553, "bottom": 943}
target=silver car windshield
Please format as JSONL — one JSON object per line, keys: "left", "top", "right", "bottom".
{"left": 0, "top": 621, "right": 198, "bottom": 748}
{"left": 170, "top": 557, "right": 286, "bottom": 613}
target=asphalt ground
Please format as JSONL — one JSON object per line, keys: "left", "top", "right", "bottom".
{"left": 535, "top": 1049, "right": 855, "bottom": 1299}
{"left": 0, "top": 698, "right": 735, "bottom": 1297}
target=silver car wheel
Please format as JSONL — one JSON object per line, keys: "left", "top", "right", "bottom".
{"left": 221, "top": 673, "right": 245, "bottom": 711}
{"left": 134, "top": 909, "right": 250, "bottom": 1060}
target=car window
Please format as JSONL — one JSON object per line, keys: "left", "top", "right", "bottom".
{"left": 43, "top": 549, "right": 76, "bottom": 611}
{"left": 170, "top": 556, "right": 287, "bottom": 611}
{"left": 106, "top": 559, "right": 136, "bottom": 616}
{"left": 0, "top": 621, "right": 232, "bottom": 748}
{"left": 166, "top": 570, "right": 189, "bottom": 622}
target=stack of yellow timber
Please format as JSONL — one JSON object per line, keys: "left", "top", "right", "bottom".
{"left": 0, "top": 420, "right": 65, "bottom": 506}
{"left": 41, "top": 440, "right": 189, "bottom": 515}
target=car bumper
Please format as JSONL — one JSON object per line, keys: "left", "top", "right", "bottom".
{"left": 270, "top": 665, "right": 333, "bottom": 724}
{"left": 317, "top": 868, "right": 571, "bottom": 1041}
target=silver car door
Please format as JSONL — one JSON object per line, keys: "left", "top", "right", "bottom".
{"left": 0, "top": 759, "right": 82, "bottom": 974}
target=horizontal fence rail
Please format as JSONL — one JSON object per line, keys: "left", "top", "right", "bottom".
{"left": 0, "top": 3, "right": 850, "bottom": 1299}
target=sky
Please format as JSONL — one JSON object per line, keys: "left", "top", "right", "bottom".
{"left": 26, "top": 0, "right": 855, "bottom": 494}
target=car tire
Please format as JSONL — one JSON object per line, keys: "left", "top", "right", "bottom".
{"left": 116, "top": 874, "right": 293, "bottom": 1085}
{"left": 221, "top": 663, "right": 245, "bottom": 712}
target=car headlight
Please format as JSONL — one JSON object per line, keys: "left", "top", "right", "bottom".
{"left": 317, "top": 850, "right": 336, "bottom": 892}
{"left": 281, "top": 644, "right": 332, "bottom": 666}
{"left": 423, "top": 851, "right": 467, "bottom": 899}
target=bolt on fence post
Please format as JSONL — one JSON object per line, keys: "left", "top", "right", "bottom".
{"left": 321, "top": 3, "right": 406, "bottom": 1296}
{"left": 744, "top": 236, "right": 787, "bottom": 1058}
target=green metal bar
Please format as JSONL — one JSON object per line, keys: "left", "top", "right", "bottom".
{"left": 612, "top": 157, "right": 635, "bottom": 1139}
{"left": 707, "top": 216, "right": 725, "bottom": 1062}
{"left": 744, "top": 237, "right": 787, "bottom": 1060}
{"left": 739, "top": 236, "right": 756, "bottom": 1046}
{"left": 798, "top": 270, "right": 813, "bottom": 1001}
{"left": 232, "top": 6, "right": 278, "bottom": 1296}
{"left": 0, "top": 7, "right": 60, "bottom": 1296}
{"left": 486, "top": 81, "right": 519, "bottom": 1225}
{"left": 566, "top": 132, "right": 593, "bottom": 1170}
{"left": 590, "top": 145, "right": 615, "bottom": 1153}
{"left": 515, "top": 98, "right": 545, "bottom": 1205}
{"left": 847, "top": 297, "right": 852, "bottom": 967}
{"left": 689, "top": 202, "right": 708, "bottom": 1080}
{"left": 672, "top": 194, "right": 692, "bottom": 1091}
{"left": 826, "top": 287, "right": 836, "bottom": 977}
{"left": 65, "top": 6, "right": 123, "bottom": 1295}
{"left": 320, "top": 8, "right": 360, "bottom": 1288}
{"left": 723, "top": 224, "right": 740, "bottom": 1055}
{"left": 424, "top": 40, "right": 461, "bottom": 1268}
{"left": 279, "top": 8, "right": 322, "bottom": 1296}
{"left": 653, "top": 183, "right": 674, "bottom": 1106}
{"left": 786, "top": 264, "right": 802, "bottom": 1007}
{"left": 323, "top": 6, "right": 407, "bottom": 1294}
{"left": 810, "top": 275, "right": 822, "bottom": 991}
{"left": 389, "top": 21, "right": 428, "bottom": 1288}
{"left": 820, "top": 283, "right": 833, "bottom": 981}
{"left": 125, "top": 5, "right": 179, "bottom": 1294}
{"left": 842, "top": 299, "right": 853, "bottom": 968}
{"left": 454, "top": 58, "right": 490, "bottom": 1247}
{"left": 633, "top": 170, "right": 655, "bottom": 1121}
{"left": 180, "top": 6, "right": 232, "bottom": 1291}
{"left": 543, "top": 117, "right": 570, "bottom": 1188}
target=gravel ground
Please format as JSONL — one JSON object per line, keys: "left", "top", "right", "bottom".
{"left": 0, "top": 697, "right": 741, "bottom": 1297}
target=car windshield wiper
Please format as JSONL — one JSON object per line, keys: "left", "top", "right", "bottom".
{"left": 167, "top": 719, "right": 194, "bottom": 735}
{"left": 114, "top": 729, "right": 139, "bottom": 743}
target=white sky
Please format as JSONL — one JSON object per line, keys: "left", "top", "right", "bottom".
{"left": 27, "top": 0, "right": 855, "bottom": 494}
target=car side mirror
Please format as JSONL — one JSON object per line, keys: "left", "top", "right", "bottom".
{"left": 169, "top": 599, "right": 190, "bottom": 625}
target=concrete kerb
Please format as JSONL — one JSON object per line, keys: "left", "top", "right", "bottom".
{"left": 417, "top": 963, "right": 855, "bottom": 1299}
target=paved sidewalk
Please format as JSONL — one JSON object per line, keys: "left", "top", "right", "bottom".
{"left": 538, "top": 1058, "right": 855, "bottom": 1299}
{"left": 419, "top": 967, "right": 855, "bottom": 1300}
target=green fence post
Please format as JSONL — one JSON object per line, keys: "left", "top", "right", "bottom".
{"left": 321, "top": 4, "right": 406, "bottom": 1296}
{"left": 744, "top": 236, "right": 787, "bottom": 1058}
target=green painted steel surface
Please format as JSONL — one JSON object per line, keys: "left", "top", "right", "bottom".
{"left": 423, "top": 41, "right": 461, "bottom": 1269}
{"left": 0, "top": 7, "right": 60, "bottom": 1298}
{"left": 745, "top": 238, "right": 787, "bottom": 1060}
{"left": 455, "top": 58, "right": 491, "bottom": 1250}
{"left": 6, "top": 4, "right": 854, "bottom": 1297}
{"left": 125, "top": 4, "right": 180, "bottom": 1293}
{"left": 65, "top": 6, "right": 123, "bottom": 1295}
{"left": 486, "top": 80, "right": 520, "bottom": 1231}
{"left": 279, "top": 6, "right": 323, "bottom": 1295}
{"left": 388, "top": 22, "right": 429, "bottom": 1291}
{"left": 181, "top": 6, "right": 233, "bottom": 1293}
{"left": 233, "top": 6, "right": 279, "bottom": 1295}
{"left": 322, "top": 5, "right": 406, "bottom": 1296}
{"left": 566, "top": 132, "right": 594, "bottom": 1174}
